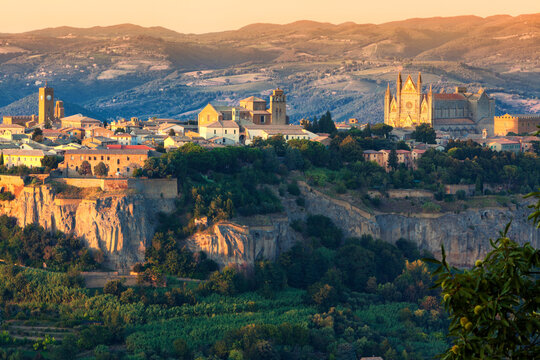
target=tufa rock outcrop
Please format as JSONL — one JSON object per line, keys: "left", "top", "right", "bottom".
{"left": 296, "top": 183, "right": 539, "bottom": 267}
{"left": 0, "top": 184, "right": 175, "bottom": 271}
{"left": 185, "top": 216, "right": 298, "bottom": 267}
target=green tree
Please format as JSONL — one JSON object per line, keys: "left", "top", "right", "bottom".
{"left": 94, "top": 162, "right": 109, "bottom": 177}
{"left": 388, "top": 149, "right": 398, "bottom": 171}
{"left": 318, "top": 111, "right": 337, "bottom": 134}
{"left": 412, "top": 124, "right": 436, "bottom": 144}
{"left": 32, "top": 128, "right": 44, "bottom": 142}
{"left": 371, "top": 123, "right": 393, "bottom": 138}
{"left": 103, "top": 280, "right": 126, "bottom": 297}
{"left": 429, "top": 219, "right": 539, "bottom": 359}
{"left": 168, "top": 129, "right": 176, "bottom": 137}
{"left": 78, "top": 161, "right": 92, "bottom": 176}
{"left": 41, "top": 155, "right": 62, "bottom": 170}
{"left": 339, "top": 135, "right": 363, "bottom": 162}
{"left": 173, "top": 338, "right": 192, "bottom": 359}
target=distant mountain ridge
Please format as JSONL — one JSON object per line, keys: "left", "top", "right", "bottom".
{"left": 0, "top": 14, "right": 538, "bottom": 123}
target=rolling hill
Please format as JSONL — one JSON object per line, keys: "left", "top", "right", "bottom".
{"left": 0, "top": 14, "right": 538, "bottom": 123}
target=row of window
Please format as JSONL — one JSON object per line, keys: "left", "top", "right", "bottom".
{"left": 70, "top": 155, "right": 145, "bottom": 162}
{"left": 213, "top": 129, "right": 237, "bottom": 135}
{"left": 73, "top": 165, "right": 131, "bottom": 173}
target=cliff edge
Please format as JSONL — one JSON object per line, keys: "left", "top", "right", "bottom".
{"left": 0, "top": 183, "right": 175, "bottom": 271}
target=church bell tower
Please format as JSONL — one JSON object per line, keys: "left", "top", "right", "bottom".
{"left": 39, "top": 83, "right": 54, "bottom": 125}
{"left": 269, "top": 88, "right": 287, "bottom": 125}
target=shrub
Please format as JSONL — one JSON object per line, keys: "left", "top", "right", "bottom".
{"left": 0, "top": 191, "right": 15, "bottom": 201}
{"left": 94, "top": 162, "right": 109, "bottom": 177}
{"left": 422, "top": 202, "right": 441, "bottom": 213}
{"left": 455, "top": 190, "right": 466, "bottom": 200}
{"left": 335, "top": 182, "right": 347, "bottom": 194}
{"left": 103, "top": 280, "right": 126, "bottom": 297}
{"left": 287, "top": 182, "right": 301, "bottom": 196}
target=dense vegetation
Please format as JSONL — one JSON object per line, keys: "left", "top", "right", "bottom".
{"left": 0, "top": 215, "right": 97, "bottom": 271}
{"left": 0, "top": 218, "right": 450, "bottom": 359}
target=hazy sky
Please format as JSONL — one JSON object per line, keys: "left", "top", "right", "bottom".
{"left": 2, "top": 0, "right": 538, "bottom": 34}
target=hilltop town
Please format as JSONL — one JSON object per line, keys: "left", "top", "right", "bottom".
{"left": 0, "top": 77, "right": 538, "bottom": 181}
{"left": 0, "top": 67, "right": 539, "bottom": 360}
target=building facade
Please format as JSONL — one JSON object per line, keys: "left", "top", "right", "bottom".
{"left": 199, "top": 121, "right": 240, "bottom": 144}
{"left": 61, "top": 149, "right": 150, "bottom": 177}
{"left": 1, "top": 149, "right": 51, "bottom": 168}
{"left": 61, "top": 114, "right": 102, "bottom": 129}
{"left": 198, "top": 88, "right": 288, "bottom": 128}
{"left": 384, "top": 73, "right": 495, "bottom": 135}
{"left": 39, "top": 85, "right": 55, "bottom": 125}
{"left": 494, "top": 114, "right": 540, "bottom": 136}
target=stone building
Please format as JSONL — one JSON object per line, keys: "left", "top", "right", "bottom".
{"left": 243, "top": 124, "right": 315, "bottom": 144}
{"left": 38, "top": 85, "right": 54, "bottom": 125}
{"left": 487, "top": 139, "right": 521, "bottom": 153}
{"left": 2, "top": 115, "right": 38, "bottom": 127}
{"left": 0, "top": 124, "right": 25, "bottom": 136}
{"left": 198, "top": 88, "right": 288, "bottom": 128}
{"left": 61, "top": 114, "right": 102, "bottom": 129}
{"left": 494, "top": 114, "right": 540, "bottom": 136}
{"left": 54, "top": 100, "right": 65, "bottom": 119}
{"left": 1, "top": 149, "right": 52, "bottom": 168}
{"left": 61, "top": 149, "right": 151, "bottom": 177}
{"left": 384, "top": 72, "right": 495, "bottom": 135}
{"left": 199, "top": 120, "right": 240, "bottom": 145}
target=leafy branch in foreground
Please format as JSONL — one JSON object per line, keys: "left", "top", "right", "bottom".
{"left": 426, "top": 191, "right": 540, "bottom": 360}
{"left": 427, "top": 227, "right": 539, "bottom": 359}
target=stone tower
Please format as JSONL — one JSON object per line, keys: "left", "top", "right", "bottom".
{"left": 269, "top": 88, "right": 287, "bottom": 125}
{"left": 39, "top": 84, "right": 54, "bottom": 124}
{"left": 55, "top": 100, "right": 65, "bottom": 120}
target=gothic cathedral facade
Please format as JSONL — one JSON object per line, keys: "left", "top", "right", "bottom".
{"left": 384, "top": 72, "right": 495, "bottom": 135}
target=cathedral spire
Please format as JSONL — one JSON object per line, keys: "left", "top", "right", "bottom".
{"left": 386, "top": 82, "right": 390, "bottom": 95}
{"left": 417, "top": 72, "right": 422, "bottom": 93}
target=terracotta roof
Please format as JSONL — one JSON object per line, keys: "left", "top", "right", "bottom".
{"left": 263, "top": 129, "right": 306, "bottom": 135}
{"left": 2, "top": 149, "right": 47, "bottom": 156}
{"left": 159, "top": 123, "right": 185, "bottom": 130}
{"left": 106, "top": 145, "right": 154, "bottom": 150}
{"left": 250, "top": 110, "right": 271, "bottom": 115}
{"left": 0, "top": 124, "right": 24, "bottom": 128}
{"left": 205, "top": 121, "right": 239, "bottom": 128}
{"left": 489, "top": 139, "right": 520, "bottom": 145}
{"left": 433, "top": 93, "right": 466, "bottom": 101}
{"left": 240, "top": 96, "right": 265, "bottom": 102}
{"left": 363, "top": 150, "right": 381, "bottom": 154}
{"left": 42, "top": 129, "right": 64, "bottom": 135}
{"left": 61, "top": 114, "right": 102, "bottom": 123}
{"left": 243, "top": 124, "right": 303, "bottom": 130}
{"left": 65, "top": 149, "right": 150, "bottom": 155}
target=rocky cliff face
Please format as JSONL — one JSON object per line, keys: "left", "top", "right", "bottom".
{"left": 1, "top": 181, "right": 537, "bottom": 271}
{"left": 0, "top": 185, "right": 174, "bottom": 271}
{"left": 296, "top": 183, "right": 539, "bottom": 267}
{"left": 185, "top": 216, "right": 298, "bottom": 267}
